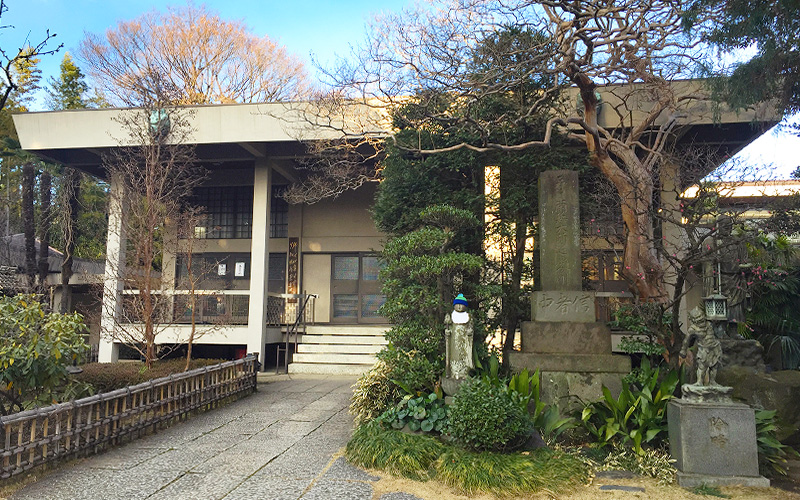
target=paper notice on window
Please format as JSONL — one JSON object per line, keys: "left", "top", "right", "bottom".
{"left": 235, "top": 262, "right": 245, "bottom": 277}
{"left": 218, "top": 264, "right": 227, "bottom": 276}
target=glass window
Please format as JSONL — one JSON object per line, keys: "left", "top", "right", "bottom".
{"left": 192, "top": 186, "right": 253, "bottom": 239}
{"left": 333, "top": 256, "right": 360, "bottom": 280}
{"left": 361, "top": 294, "right": 386, "bottom": 318}
{"left": 333, "top": 294, "right": 358, "bottom": 318}
{"left": 270, "top": 186, "right": 289, "bottom": 238}
{"left": 362, "top": 256, "right": 383, "bottom": 281}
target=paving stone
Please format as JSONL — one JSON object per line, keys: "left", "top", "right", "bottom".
{"left": 221, "top": 477, "right": 309, "bottom": 500}
{"left": 136, "top": 447, "right": 219, "bottom": 472}
{"left": 379, "top": 493, "right": 425, "bottom": 500}
{"left": 322, "top": 458, "right": 379, "bottom": 481}
{"left": 12, "top": 466, "right": 180, "bottom": 500}
{"left": 256, "top": 451, "right": 332, "bottom": 480}
{"left": 85, "top": 443, "right": 170, "bottom": 470}
{"left": 147, "top": 472, "right": 248, "bottom": 500}
{"left": 301, "top": 479, "right": 374, "bottom": 500}
{"left": 10, "top": 375, "right": 363, "bottom": 500}
{"left": 598, "top": 484, "right": 646, "bottom": 492}
{"left": 192, "top": 450, "right": 275, "bottom": 476}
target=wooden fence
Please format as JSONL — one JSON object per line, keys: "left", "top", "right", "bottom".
{"left": 1, "top": 355, "right": 258, "bottom": 479}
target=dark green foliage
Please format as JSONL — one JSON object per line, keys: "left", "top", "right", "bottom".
{"left": 581, "top": 360, "right": 680, "bottom": 454}
{"left": 510, "top": 369, "right": 577, "bottom": 440}
{"left": 74, "top": 359, "right": 224, "bottom": 394}
{"left": 742, "top": 235, "right": 800, "bottom": 369}
{"left": 378, "top": 345, "right": 443, "bottom": 395}
{"left": 755, "top": 409, "right": 800, "bottom": 477}
{"left": 345, "top": 421, "right": 588, "bottom": 494}
{"left": 377, "top": 205, "right": 486, "bottom": 395}
{"left": 477, "top": 365, "right": 576, "bottom": 441}
{"left": 685, "top": 0, "right": 800, "bottom": 114}
{"left": 377, "top": 392, "right": 448, "bottom": 433}
{"left": 373, "top": 140, "right": 483, "bottom": 241}
{"left": 346, "top": 421, "right": 446, "bottom": 480}
{"left": 447, "top": 377, "right": 532, "bottom": 452}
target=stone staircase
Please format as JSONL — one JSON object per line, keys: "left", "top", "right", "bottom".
{"left": 287, "top": 325, "right": 389, "bottom": 375}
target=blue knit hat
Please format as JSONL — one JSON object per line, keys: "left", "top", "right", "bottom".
{"left": 453, "top": 294, "right": 468, "bottom": 307}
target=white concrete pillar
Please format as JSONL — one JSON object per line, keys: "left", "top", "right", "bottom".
{"left": 246, "top": 160, "right": 271, "bottom": 362}
{"left": 99, "top": 173, "right": 125, "bottom": 362}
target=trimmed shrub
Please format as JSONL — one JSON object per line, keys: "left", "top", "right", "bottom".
{"left": 75, "top": 359, "right": 225, "bottom": 394}
{"left": 447, "top": 377, "right": 532, "bottom": 452}
{"left": 378, "top": 344, "right": 443, "bottom": 395}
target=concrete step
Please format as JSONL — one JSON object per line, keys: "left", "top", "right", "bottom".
{"left": 297, "top": 343, "right": 383, "bottom": 354}
{"left": 305, "top": 325, "right": 389, "bottom": 336}
{"left": 298, "top": 334, "right": 388, "bottom": 345}
{"left": 292, "top": 353, "right": 378, "bottom": 365}
{"left": 289, "top": 362, "right": 375, "bottom": 375}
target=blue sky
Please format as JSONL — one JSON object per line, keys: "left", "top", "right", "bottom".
{"left": 3, "top": 0, "right": 798, "bottom": 177}
{"left": 2, "top": 0, "right": 412, "bottom": 92}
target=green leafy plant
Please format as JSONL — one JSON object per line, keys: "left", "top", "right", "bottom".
{"left": 755, "top": 408, "right": 800, "bottom": 476}
{"left": 0, "top": 295, "right": 89, "bottom": 414}
{"left": 476, "top": 365, "right": 576, "bottom": 442}
{"left": 581, "top": 359, "right": 679, "bottom": 454}
{"left": 377, "top": 392, "right": 448, "bottom": 433}
{"left": 508, "top": 369, "right": 576, "bottom": 440}
{"left": 447, "top": 377, "right": 532, "bottom": 451}
{"left": 618, "top": 336, "right": 667, "bottom": 388}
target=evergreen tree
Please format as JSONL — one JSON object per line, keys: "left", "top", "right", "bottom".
{"left": 45, "top": 53, "right": 107, "bottom": 110}
{"left": 44, "top": 53, "right": 109, "bottom": 311}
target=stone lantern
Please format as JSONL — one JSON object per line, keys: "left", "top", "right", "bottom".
{"left": 702, "top": 293, "right": 728, "bottom": 322}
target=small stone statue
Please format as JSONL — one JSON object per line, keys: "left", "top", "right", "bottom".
{"left": 681, "top": 306, "right": 723, "bottom": 386}
{"left": 444, "top": 293, "right": 474, "bottom": 380}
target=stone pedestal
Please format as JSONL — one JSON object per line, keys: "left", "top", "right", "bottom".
{"left": 668, "top": 399, "right": 769, "bottom": 488}
{"left": 510, "top": 320, "right": 631, "bottom": 409}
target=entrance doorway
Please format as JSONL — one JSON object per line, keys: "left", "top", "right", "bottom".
{"left": 331, "top": 254, "right": 387, "bottom": 324}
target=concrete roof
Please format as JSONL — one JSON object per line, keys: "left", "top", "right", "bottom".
{"left": 12, "top": 82, "right": 777, "bottom": 179}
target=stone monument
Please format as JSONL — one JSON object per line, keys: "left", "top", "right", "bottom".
{"left": 508, "top": 170, "right": 630, "bottom": 408}
{"left": 668, "top": 307, "right": 769, "bottom": 487}
{"left": 441, "top": 293, "right": 474, "bottom": 396}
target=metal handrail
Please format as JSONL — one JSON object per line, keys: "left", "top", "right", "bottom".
{"left": 271, "top": 292, "right": 317, "bottom": 373}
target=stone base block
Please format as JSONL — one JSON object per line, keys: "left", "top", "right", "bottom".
{"left": 507, "top": 352, "right": 631, "bottom": 373}
{"left": 521, "top": 321, "right": 612, "bottom": 355}
{"left": 532, "top": 291, "right": 595, "bottom": 323}
{"left": 508, "top": 351, "right": 631, "bottom": 409}
{"left": 441, "top": 377, "right": 465, "bottom": 396}
{"left": 668, "top": 399, "right": 762, "bottom": 481}
{"left": 539, "top": 370, "right": 626, "bottom": 410}
{"left": 677, "top": 472, "right": 769, "bottom": 488}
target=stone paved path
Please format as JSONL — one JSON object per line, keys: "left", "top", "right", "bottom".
{"left": 10, "top": 375, "right": 422, "bottom": 500}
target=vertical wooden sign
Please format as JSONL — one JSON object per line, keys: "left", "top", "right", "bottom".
{"left": 287, "top": 237, "right": 299, "bottom": 298}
